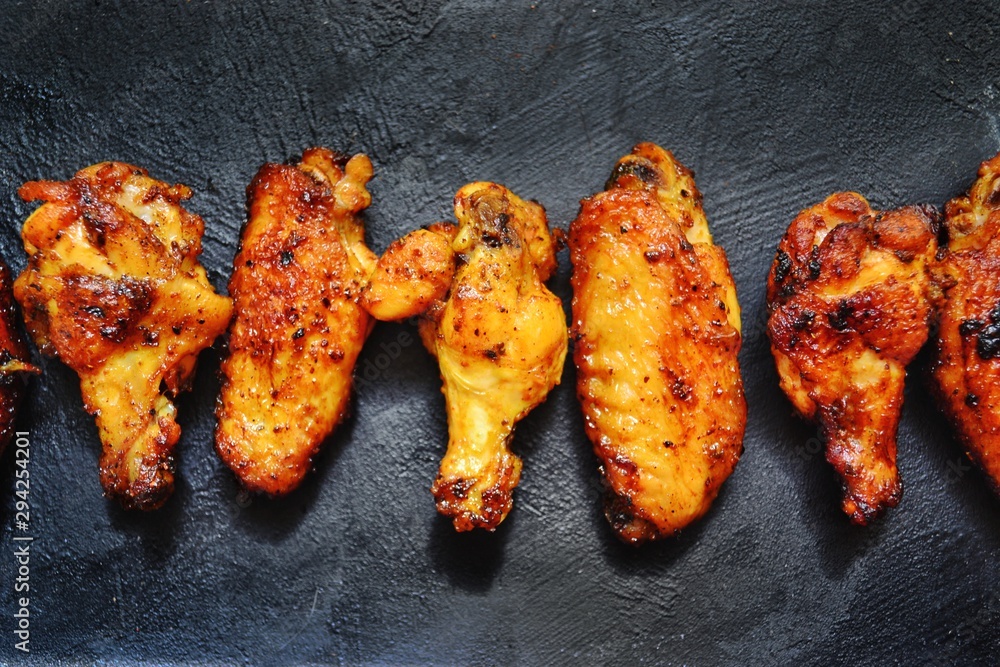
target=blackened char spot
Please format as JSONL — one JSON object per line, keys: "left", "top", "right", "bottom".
{"left": 828, "top": 300, "right": 852, "bottom": 331}
{"left": 807, "top": 246, "right": 821, "bottom": 279}
{"left": 793, "top": 310, "right": 815, "bottom": 330}
{"left": 773, "top": 250, "right": 792, "bottom": 283}
{"left": 977, "top": 324, "right": 1000, "bottom": 359}
{"left": 482, "top": 233, "right": 503, "bottom": 249}
{"left": 606, "top": 159, "right": 660, "bottom": 190}
{"left": 960, "top": 319, "right": 984, "bottom": 336}
{"left": 100, "top": 318, "right": 130, "bottom": 342}
{"left": 483, "top": 342, "right": 505, "bottom": 360}
{"left": 976, "top": 303, "right": 1000, "bottom": 360}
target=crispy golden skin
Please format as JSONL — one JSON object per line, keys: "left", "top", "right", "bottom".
{"left": 0, "top": 258, "right": 38, "bottom": 457}
{"left": 767, "top": 192, "right": 938, "bottom": 524}
{"left": 569, "top": 143, "right": 745, "bottom": 544}
{"left": 14, "top": 162, "right": 233, "bottom": 510}
{"left": 359, "top": 223, "right": 456, "bottom": 322}
{"left": 364, "top": 184, "right": 567, "bottom": 531}
{"left": 215, "top": 149, "right": 377, "bottom": 495}
{"left": 931, "top": 152, "right": 1000, "bottom": 492}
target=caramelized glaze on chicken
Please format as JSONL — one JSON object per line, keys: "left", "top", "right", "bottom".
{"left": 363, "top": 184, "right": 567, "bottom": 531}
{"left": 215, "top": 149, "right": 377, "bottom": 495}
{"left": 0, "top": 258, "right": 38, "bottom": 456}
{"left": 360, "top": 223, "right": 456, "bottom": 322}
{"left": 569, "top": 143, "right": 745, "bottom": 544}
{"left": 931, "top": 152, "right": 1000, "bottom": 492}
{"left": 767, "top": 192, "right": 938, "bottom": 524}
{"left": 14, "top": 162, "right": 233, "bottom": 509}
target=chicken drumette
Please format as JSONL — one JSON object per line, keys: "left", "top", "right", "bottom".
{"left": 361, "top": 183, "right": 567, "bottom": 531}
{"left": 14, "top": 162, "right": 233, "bottom": 509}
{"left": 215, "top": 149, "right": 378, "bottom": 495}
{"left": 569, "top": 143, "right": 746, "bottom": 544}
{"left": 931, "top": 152, "right": 1000, "bottom": 492}
{"left": 767, "top": 192, "right": 938, "bottom": 524}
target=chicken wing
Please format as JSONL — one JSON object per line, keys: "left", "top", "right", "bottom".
{"left": 569, "top": 143, "right": 745, "bottom": 544}
{"left": 215, "top": 148, "right": 378, "bottom": 495}
{"left": 362, "top": 184, "right": 567, "bottom": 531}
{"left": 14, "top": 162, "right": 233, "bottom": 510}
{"left": 930, "top": 152, "right": 1000, "bottom": 492}
{"left": 0, "top": 258, "right": 38, "bottom": 457}
{"left": 767, "top": 192, "right": 938, "bottom": 524}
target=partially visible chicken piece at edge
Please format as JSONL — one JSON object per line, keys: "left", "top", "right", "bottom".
{"left": 0, "top": 258, "right": 38, "bottom": 457}
{"left": 931, "top": 152, "right": 1000, "bottom": 492}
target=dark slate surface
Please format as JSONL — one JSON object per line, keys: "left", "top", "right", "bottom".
{"left": 1, "top": 1, "right": 999, "bottom": 664}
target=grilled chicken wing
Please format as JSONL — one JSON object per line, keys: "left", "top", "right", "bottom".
{"left": 14, "top": 162, "right": 233, "bottom": 510}
{"left": 931, "top": 152, "right": 1000, "bottom": 492}
{"left": 0, "top": 258, "right": 38, "bottom": 456}
{"left": 767, "top": 192, "right": 938, "bottom": 524}
{"left": 362, "top": 183, "right": 567, "bottom": 531}
{"left": 569, "top": 143, "right": 745, "bottom": 544}
{"left": 215, "top": 149, "right": 377, "bottom": 495}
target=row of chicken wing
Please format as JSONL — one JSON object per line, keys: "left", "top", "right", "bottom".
{"left": 6, "top": 143, "right": 999, "bottom": 540}
{"left": 4, "top": 143, "right": 743, "bottom": 544}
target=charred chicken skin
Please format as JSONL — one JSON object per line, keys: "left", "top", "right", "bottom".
{"left": 361, "top": 183, "right": 567, "bottom": 531}
{"left": 931, "top": 152, "right": 1000, "bottom": 492}
{"left": 767, "top": 192, "right": 938, "bottom": 524}
{"left": 0, "top": 258, "right": 38, "bottom": 456}
{"left": 215, "top": 149, "right": 378, "bottom": 495}
{"left": 569, "top": 143, "right": 746, "bottom": 544}
{"left": 14, "top": 162, "right": 233, "bottom": 510}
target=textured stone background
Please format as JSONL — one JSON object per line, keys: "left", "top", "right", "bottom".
{"left": 0, "top": 1, "right": 998, "bottom": 664}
